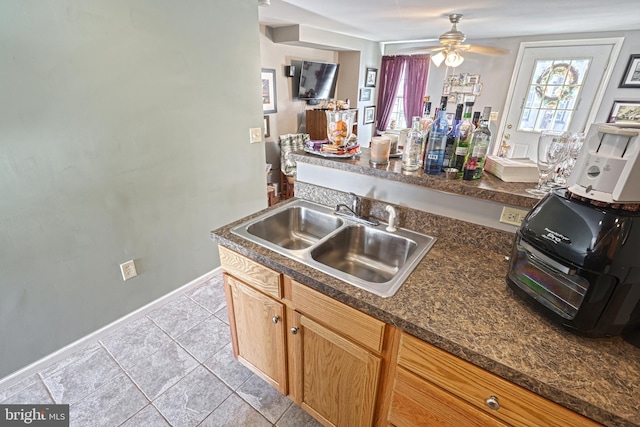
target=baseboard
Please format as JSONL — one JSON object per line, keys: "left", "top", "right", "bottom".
{"left": 0, "top": 267, "right": 222, "bottom": 391}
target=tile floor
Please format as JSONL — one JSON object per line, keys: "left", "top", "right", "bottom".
{"left": 0, "top": 272, "right": 322, "bottom": 427}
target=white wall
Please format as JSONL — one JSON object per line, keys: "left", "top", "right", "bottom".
{"left": 0, "top": 0, "right": 266, "bottom": 378}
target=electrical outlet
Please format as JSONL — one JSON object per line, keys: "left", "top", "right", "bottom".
{"left": 499, "top": 206, "right": 529, "bottom": 227}
{"left": 490, "top": 111, "right": 499, "bottom": 121}
{"left": 249, "top": 127, "right": 262, "bottom": 143}
{"left": 120, "top": 260, "right": 137, "bottom": 281}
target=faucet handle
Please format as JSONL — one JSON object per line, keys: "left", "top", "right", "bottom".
{"left": 349, "top": 192, "right": 361, "bottom": 216}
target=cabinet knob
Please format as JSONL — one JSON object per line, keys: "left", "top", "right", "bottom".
{"left": 271, "top": 316, "right": 280, "bottom": 324}
{"left": 485, "top": 395, "right": 500, "bottom": 410}
{"left": 290, "top": 327, "right": 299, "bottom": 335}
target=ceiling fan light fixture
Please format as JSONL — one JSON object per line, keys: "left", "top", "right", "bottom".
{"left": 431, "top": 51, "right": 446, "bottom": 67}
{"left": 445, "top": 50, "right": 464, "bottom": 67}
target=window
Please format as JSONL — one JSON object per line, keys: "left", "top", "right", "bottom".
{"left": 389, "top": 70, "right": 407, "bottom": 129}
{"left": 518, "top": 59, "right": 591, "bottom": 133}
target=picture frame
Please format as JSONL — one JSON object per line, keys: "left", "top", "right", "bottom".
{"left": 263, "top": 115, "right": 270, "bottom": 138}
{"left": 365, "top": 67, "right": 378, "bottom": 88}
{"left": 261, "top": 68, "right": 277, "bottom": 114}
{"left": 619, "top": 54, "right": 640, "bottom": 88}
{"left": 364, "top": 106, "right": 376, "bottom": 124}
{"left": 607, "top": 100, "right": 640, "bottom": 126}
{"left": 359, "top": 88, "right": 372, "bottom": 102}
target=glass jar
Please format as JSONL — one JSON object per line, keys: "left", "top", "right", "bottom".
{"left": 326, "top": 110, "right": 356, "bottom": 146}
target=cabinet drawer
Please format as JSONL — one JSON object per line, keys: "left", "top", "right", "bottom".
{"left": 219, "top": 246, "right": 282, "bottom": 299}
{"left": 290, "top": 279, "right": 385, "bottom": 353}
{"left": 389, "top": 366, "right": 508, "bottom": 427}
{"left": 396, "top": 333, "right": 601, "bottom": 427}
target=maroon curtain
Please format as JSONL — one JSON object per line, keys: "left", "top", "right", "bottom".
{"left": 403, "top": 55, "right": 430, "bottom": 125}
{"left": 375, "top": 55, "right": 406, "bottom": 134}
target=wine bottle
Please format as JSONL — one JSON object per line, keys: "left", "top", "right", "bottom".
{"left": 443, "top": 103, "right": 463, "bottom": 169}
{"left": 423, "top": 96, "right": 448, "bottom": 175}
{"left": 401, "top": 116, "right": 424, "bottom": 171}
{"left": 452, "top": 101, "right": 475, "bottom": 177}
{"left": 462, "top": 107, "right": 492, "bottom": 180}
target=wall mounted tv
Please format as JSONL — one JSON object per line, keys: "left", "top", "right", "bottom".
{"left": 298, "top": 60, "right": 339, "bottom": 104}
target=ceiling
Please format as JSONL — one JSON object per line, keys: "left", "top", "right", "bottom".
{"left": 259, "top": 0, "right": 640, "bottom": 45}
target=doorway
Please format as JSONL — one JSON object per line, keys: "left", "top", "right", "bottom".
{"left": 495, "top": 38, "right": 624, "bottom": 160}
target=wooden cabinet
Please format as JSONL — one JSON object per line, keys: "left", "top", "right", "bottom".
{"left": 220, "top": 246, "right": 387, "bottom": 426}
{"left": 388, "top": 332, "right": 602, "bottom": 427}
{"left": 225, "top": 275, "right": 287, "bottom": 393}
{"left": 306, "top": 109, "right": 328, "bottom": 140}
{"left": 287, "top": 279, "right": 385, "bottom": 426}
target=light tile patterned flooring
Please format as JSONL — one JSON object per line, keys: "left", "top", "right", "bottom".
{"left": 0, "top": 273, "right": 321, "bottom": 427}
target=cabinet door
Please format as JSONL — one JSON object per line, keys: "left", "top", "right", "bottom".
{"left": 290, "top": 311, "right": 381, "bottom": 427}
{"left": 225, "top": 275, "right": 287, "bottom": 394}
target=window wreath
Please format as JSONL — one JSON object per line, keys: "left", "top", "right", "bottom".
{"left": 534, "top": 63, "right": 579, "bottom": 104}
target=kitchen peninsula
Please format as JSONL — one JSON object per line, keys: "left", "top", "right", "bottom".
{"left": 211, "top": 148, "right": 640, "bottom": 426}
{"left": 290, "top": 149, "right": 539, "bottom": 233}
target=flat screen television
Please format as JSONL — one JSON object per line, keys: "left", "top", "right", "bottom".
{"left": 298, "top": 60, "right": 339, "bottom": 101}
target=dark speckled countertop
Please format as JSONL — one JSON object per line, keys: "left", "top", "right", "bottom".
{"left": 211, "top": 196, "right": 640, "bottom": 427}
{"left": 291, "top": 149, "right": 541, "bottom": 209}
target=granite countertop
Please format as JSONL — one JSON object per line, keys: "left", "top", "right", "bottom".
{"left": 291, "top": 149, "right": 541, "bottom": 209}
{"left": 211, "top": 198, "right": 640, "bottom": 427}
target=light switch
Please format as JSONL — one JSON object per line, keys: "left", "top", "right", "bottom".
{"left": 249, "top": 127, "right": 262, "bottom": 144}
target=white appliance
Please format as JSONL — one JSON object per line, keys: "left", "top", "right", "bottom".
{"left": 567, "top": 123, "right": 640, "bottom": 203}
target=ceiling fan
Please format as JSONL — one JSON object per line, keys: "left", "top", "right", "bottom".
{"left": 408, "top": 14, "right": 509, "bottom": 67}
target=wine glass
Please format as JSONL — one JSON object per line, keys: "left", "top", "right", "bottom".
{"left": 561, "top": 132, "right": 585, "bottom": 182}
{"left": 547, "top": 133, "right": 570, "bottom": 188}
{"left": 526, "top": 131, "right": 564, "bottom": 196}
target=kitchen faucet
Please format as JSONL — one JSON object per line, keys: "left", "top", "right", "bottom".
{"left": 334, "top": 193, "right": 379, "bottom": 226}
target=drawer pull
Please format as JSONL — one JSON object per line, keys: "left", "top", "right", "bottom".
{"left": 486, "top": 395, "right": 500, "bottom": 410}
{"left": 272, "top": 316, "right": 281, "bottom": 324}
{"left": 290, "top": 327, "right": 299, "bottom": 335}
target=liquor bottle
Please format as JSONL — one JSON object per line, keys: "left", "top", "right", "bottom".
{"left": 420, "top": 104, "right": 434, "bottom": 165}
{"left": 462, "top": 107, "right": 492, "bottom": 180}
{"left": 443, "top": 103, "right": 463, "bottom": 169}
{"left": 472, "top": 111, "right": 481, "bottom": 129}
{"left": 423, "top": 96, "right": 448, "bottom": 175}
{"left": 452, "top": 101, "right": 475, "bottom": 177}
{"left": 401, "top": 116, "right": 424, "bottom": 171}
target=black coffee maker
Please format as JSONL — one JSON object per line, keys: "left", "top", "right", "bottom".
{"left": 507, "top": 124, "right": 640, "bottom": 344}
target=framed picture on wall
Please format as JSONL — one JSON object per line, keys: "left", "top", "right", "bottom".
{"left": 365, "top": 68, "right": 378, "bottom": 87}
{"left": 619, "top": 54, "right": 640, "bottom": 88}
{"left": 261, "top": 68, "right": 277, "bottom": 114}
{"left": 607, "top": 100, "right": 640, "bottom": 126}
{"left": 359, "top": 88, "right": 372, "bottom": 102}
{"left": 364, "top": 106, "right": 376, "bottom": 124}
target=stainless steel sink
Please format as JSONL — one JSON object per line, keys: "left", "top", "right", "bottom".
{"left": 246, "top": 206, "right": 343, "bottom": 250}
{"left": 310, "top": 225, "right": 416, "bottom": 283}
{"left": 230, "top": 199, "right": 436, "bottom": 297}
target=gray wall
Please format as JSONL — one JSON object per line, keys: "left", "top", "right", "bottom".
{"left": 0, "top": 0, "right": 267, "bottom": 378}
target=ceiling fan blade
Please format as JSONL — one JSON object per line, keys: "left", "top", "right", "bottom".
{"left": 399, "top": 45, "right": 445, "bottom": 53}
{"left": 461, "top": 44, "right": 510, "bottom": 55}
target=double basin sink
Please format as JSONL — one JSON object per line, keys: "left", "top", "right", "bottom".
{"left": 230, "top": 199, "right": 436, "bottom": 297}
